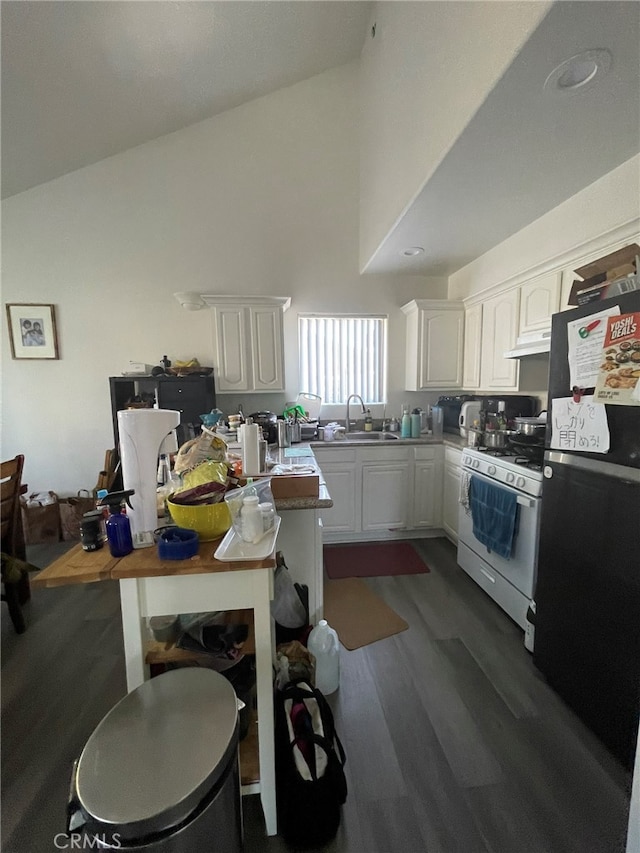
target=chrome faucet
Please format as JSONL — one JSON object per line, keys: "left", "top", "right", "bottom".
{"left": 345, "top": 394, "right": 367, "bottom": 432}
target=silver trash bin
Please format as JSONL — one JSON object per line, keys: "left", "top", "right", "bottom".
{"left": 67, "top": 668, "right": 243, "bottom": 852}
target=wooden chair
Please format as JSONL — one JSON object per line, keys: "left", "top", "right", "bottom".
{"left": 1, "top": 454, "right": 29, "bottom": 633}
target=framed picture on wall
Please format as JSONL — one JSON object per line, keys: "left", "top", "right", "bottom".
{"left": 6, "top": 303, "right": 59, "bottom": 360}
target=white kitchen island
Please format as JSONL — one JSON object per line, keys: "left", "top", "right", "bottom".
{"left": 31, "top": 455, "right": 332, "bottom": 840}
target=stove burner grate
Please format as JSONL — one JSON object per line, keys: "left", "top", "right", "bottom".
{"left": 514, "top": 456, "right": 542, "bottom": 471}
{"left": 477, "top": 447, "right": 513, "bottom": 457}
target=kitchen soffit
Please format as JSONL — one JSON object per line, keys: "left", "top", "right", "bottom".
{"left": 364, "top": 1, "right": 640, "bottom": 277}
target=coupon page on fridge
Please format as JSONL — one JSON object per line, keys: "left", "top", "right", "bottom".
{"left": 567, "top": 305, "right": 620, "bottom": 389}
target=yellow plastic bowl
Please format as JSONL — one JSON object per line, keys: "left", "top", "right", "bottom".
{"left": 167, "top": 498, "right": 232, "bottom": 541}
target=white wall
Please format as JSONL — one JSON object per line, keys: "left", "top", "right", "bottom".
{"left": 446, "top": 154, "right": 640, "bottom": 406}
{"left": 358, "top": 0, "right": 550, "bottom": 272}
{"left": 1, "top": 62, "right": 445, "bottom": 495}
{"left": 448, "top": 154, "right": 640, "bottom": 301}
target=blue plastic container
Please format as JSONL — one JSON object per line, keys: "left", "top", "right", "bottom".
{"left": 157, "top": 526, "right": 199, "bottom": 560}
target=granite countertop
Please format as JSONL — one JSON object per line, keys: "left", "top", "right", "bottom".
{"left": 274, "top": 486, "right": 333, "bottom": 512}
{"left": 442, "top": 433, "right": 468, "bottom": 450}
{"left": 269, "top": 444, "right": 333, "bottom": 510}
{"left": 227, "top": 442, "right": 333, "bottom": 511}
{"left": 227, "top": 436, "right": 468, "bottom": 509}
{"left": 309, "top": 435, "right": 440, "bottom": 448}
{"left": 309, "top": 433, "right": 469, "bottom": 449}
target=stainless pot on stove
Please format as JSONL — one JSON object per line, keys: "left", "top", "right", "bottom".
{"left": 483, "top": 430, "right": 515, "bottom": 449}
{"left": 513, "top": 416, "right": 546, "bottom": 438}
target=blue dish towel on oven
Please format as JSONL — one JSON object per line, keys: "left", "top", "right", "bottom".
{"left": 469, "top": 476, "right": 518, "bottom": 560}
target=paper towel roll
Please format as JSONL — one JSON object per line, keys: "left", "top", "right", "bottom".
{"left": 242, "top": 423, "right": 260, "bottom": 475}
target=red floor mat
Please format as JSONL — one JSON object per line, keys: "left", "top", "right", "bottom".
{"left": 323, "top": 541, "right": 430, "bottom": 579}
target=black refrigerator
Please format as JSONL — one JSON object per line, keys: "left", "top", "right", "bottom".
{"left": 533, "top": 290, "right": 640, "bottom": 771}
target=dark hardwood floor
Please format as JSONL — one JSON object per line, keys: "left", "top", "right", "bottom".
{"left": 1, "top": 537, "right": 632, "bottom": 852}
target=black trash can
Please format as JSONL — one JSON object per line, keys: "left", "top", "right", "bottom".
{"left": 67, "top": 668, "right": 243, "bottom": 852}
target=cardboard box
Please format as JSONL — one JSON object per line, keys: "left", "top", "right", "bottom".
{"left": 568, "top": 244, "right": 640, "bottom": 306}
{"left": 270, "top": 474, "right": 319, "bottom": 499}
{"left": 240, "top": 474, "right": 319, "bottom": 499}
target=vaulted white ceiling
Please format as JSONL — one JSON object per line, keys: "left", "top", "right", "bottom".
{"left": 2, "top": 1, "right": 639, "bottom": 276}
{"left": 1, "top": 1, "right": 372, "bottom": 198}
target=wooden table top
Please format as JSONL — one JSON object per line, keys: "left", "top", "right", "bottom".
{"left": 32, "top": 540, "right": 276, "bottom": 588}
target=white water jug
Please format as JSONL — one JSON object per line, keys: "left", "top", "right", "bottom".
{"left": 307, "top": 619, "right": 340, "bottom": 694}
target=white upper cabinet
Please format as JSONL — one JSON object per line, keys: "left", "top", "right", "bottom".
{"left": 560, "top": 266, "right": 580, "bottom": 312}
{"left": 480, "top": 289, "right": 520, "bottom": 390}
{"left": 249, "top": 305, "right": 286, "bottom": 391}
{"left": 462, "top": 303, "right": 482, "bottom": 390}
{"left": 214, "top": 304, "right": 249, "bottom": 392}
{"left": 518, "top": 271, "right": 561, "bottom": 335}
{"left": 207, "top": 296, "right": 290, "bottom": 393}
{"left": 402, "top": 300, "right": 464, "bottom": 391}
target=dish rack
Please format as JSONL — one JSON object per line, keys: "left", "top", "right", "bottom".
{"left": 284, "top": 393, "right": 322, "bottom": 439}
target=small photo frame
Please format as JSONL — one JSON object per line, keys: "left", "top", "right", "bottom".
{"left": 6, "top": 303, "right": 59, "bottom": 360}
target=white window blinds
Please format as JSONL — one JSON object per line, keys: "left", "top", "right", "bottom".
{"left": 298, "top": 315, "right": 387, "bottom": 405}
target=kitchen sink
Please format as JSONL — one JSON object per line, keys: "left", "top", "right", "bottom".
{"left": 341, "top": 431, "right": 400, "bottom": 441}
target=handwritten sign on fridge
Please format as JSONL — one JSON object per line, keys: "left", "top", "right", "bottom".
{"left": 550, "top": 396, "right": 610, "bottom": 453}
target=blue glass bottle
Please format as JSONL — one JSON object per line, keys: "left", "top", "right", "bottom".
{"left": 99, "top": 490, "right": 135, "bottom": 557}
{"left": 105, "top": 509, "right": 133, "bottom": 557}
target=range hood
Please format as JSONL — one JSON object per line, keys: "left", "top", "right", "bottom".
{"left": 504, "top": 330, "right": 552, "bottom": 359}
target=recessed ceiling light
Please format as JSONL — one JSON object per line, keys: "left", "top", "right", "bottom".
{"left": 544, "top": 49, "right": 612, "bottom": 94}
{"left": 402, "top": 247, "right": 424, "bottom": 257}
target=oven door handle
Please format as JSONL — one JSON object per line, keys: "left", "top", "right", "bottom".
{"left": 516, "top": 496, "right": 535, "bottom": 508}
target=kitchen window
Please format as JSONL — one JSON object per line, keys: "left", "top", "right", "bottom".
{"left": 298, "top": 314, "right": 387, "bottom": 404}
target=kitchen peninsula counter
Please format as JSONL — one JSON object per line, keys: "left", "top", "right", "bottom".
{"left": 268, "top": 445, "right": 332, "bottom": 511}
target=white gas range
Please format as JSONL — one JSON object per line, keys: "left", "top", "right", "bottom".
{"left": 457, "top": 447, "right": 544, "bottom": 630}
{"left": 461, "top": 448, "right": 543, "bottom": 497}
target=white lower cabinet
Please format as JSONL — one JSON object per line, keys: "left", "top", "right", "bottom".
{"left": 442, "top": 446, "right": 462, "bottom": 544}
{"left": 361, "top": 447, "right": 411, "bottom": 532}
{"left": 412, "top": 446, "right": 443, "bottom": 529}
{"left": 314, "top": 444, "right": 443, "bottom": 543}
{"left": 312, "top": 448, "right": 358, "bottom": 535}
